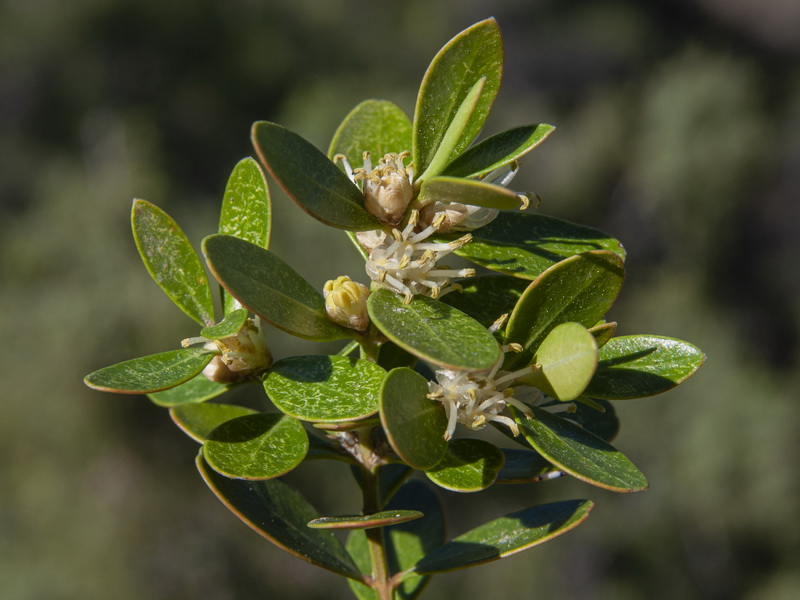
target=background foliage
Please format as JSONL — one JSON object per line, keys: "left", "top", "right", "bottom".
{"left": 1, "top": 0, "right": 799, "bottom": 598}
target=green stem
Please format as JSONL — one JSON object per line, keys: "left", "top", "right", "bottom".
{"left": 361, "top": 465, "right": 394, "bottom": 600}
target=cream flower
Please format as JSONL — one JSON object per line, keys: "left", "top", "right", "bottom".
{"left": 323, "top": 275, "right": 370, "bottom": 331}
{"left": 336, "top": 151, "right": 414, "bottom": 225}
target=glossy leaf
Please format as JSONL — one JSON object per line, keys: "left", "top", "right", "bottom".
{"left": 413, "top": 18, "right": 503, "bottom": 178}
{"left": 203, "top": 234, "right": 349, "bottom": 341}
{"left": 496, "top": 448, "right": 562, "bottom": 484}
{"left": 514, "top": 406, "right": 648, "bottom": 492}
{"left": 526, "top": 322, "right": 598, "bottom": 402}
{"left": 585, "top": 335, "right": 706, "bottom": 399}
{"left": 200, "top": 308, "right": 248, "bottom": 340}
{"left": 417, "top": 77, "right": 485, "bottom": 182}
{"left": 589, "top": 321, "right": 617, "bottom": 347}
{"left": 442, "top": 124, "right": 555, "bottom": 178}
{"left": 441, "top": 274, "right": 530, "bottom": 328}
{"left": 367, "top": 289, "right": 501, "bottom": 371}
{"left": 218, "top": 158, "right": 271, "bottom": 312}
{"left": 504, "top": 250, "right": 624, "bottom": 368}
{"left": 347, "top": 480, "right": 445, "bottom": 600}
{"left": 197, "top": 455, "right": 362, "bottom": 579}
{"left": 84, "top": 349, "right": 215, "bottom": 394}
{"left": 426, "top": 438, "right": 505, "bottom": 492}
{"left": 450, "top": 211, "right": 626, "bottom": 279}
{"left": 563, "top": 398, "right": 619, "bottom": 442}
{"left": 417, "top": 176, "right": 521, "bottom": 210}
{"left": 148, "top": 374, "right": 235, "bottom": 407}
{"left": 380, "top": 368, "right": 447, "bottom": 470}
{"left": 328, "top": 99, "right": 413, "bottom": 166}
{"left": 203, "top": 413, "right": 308, "bottom": 480}
{"left": 263, "top": 355, "right": 384, "bottom": 422}
{"left": 170, "top": 402, "right": 258, "bottom": 442}
{"left": 308, "top": 511, "right": 423, "bottom": 530}
{"left": 252, "top": 121, "right": 382, "bottom": 231}
{"left": 414, "top": 499, "right": 593, "bottom": 573}
{"left": 131, "top": 199, "right": 215, "bottom": 326}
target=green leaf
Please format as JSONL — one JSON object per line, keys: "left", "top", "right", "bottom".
{"left": 263, "top": 355, "right": 384, "bottom": 422}
{"left": 589, "top": 321, "right": 617, "bottom": 348}
{"left": 203, "top": 413, "right": 308, "bottom": 480}
{"left": 202, "top": 234, "right": 349, "bottom": 341}
{"left": 496, "top": 448, "right": 562, "bottom": 484}
{"left": 199, "top": 308, "right": 248, "bottom": 340}
{"left": 380, "top": 368, "right": 447, "bottom": 470}
{"left": 442, "top": 124, "right": 556, "bottom": 178}
{"left": 131, "top": 199, "right": 215, "bottom": 326}
{"left": 441, "top": 274, "right": 530, "bottom": 328}
{"left": 308, "top": 511, "right": 423, "bottom": 530}
{"left": 414, "top": 499, "right": 593, "bottom": 574}
{"left": 251, "top": 121, "right": 382, "bottom": 231}
{"left": 413, "top": 18, "right": 503, "bottom": 178}
{"left": 328, "top": 99, "right": 413, "bottom": 166}
{"left": 218, "top": 158, "right": 272, "bottom": 314}
{"left": 84, "top": 349, "right": 215, "bottom": 394}
{"left": 426, "top": 438, "right": 505, "bottom": 492}
{"left": 169, "top": 402, "right": 259, "bottom": 442}
{"left": 526, "top": 323, "right": 598, "bottom": 402}
{"left": 148, "top": 374, "right": 235, "bottom": 407}
{"left": 504, "top": 250, "right": 625, "bottom": 368}
{"left": 563, "top": 398, "right": 619, "bottom": 442}
{"left": 450, "top": 211, "right": 626, "bottom": 279}
{"left": 585, "top": 335, "right": 706, "bottom": 399}
{"left": 416, "top": 77, "right": 485, "bottom": 182}
{"left": 346, "top": 480, "right": 445, "bottom": 600}
{"left": 197, "top": 455, "right": 362, "bottom": 580}
{"left": 417, "top": 176, "right": 521, "bottom": 210}
{"left": 367, "top": 289, "right": 501, "bottom": 371}
{"left": 514, "top": 406, "right": 648, "bottom": 492}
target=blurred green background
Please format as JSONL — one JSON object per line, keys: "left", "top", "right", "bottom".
{"left": 2, "top": 0, "right": 799, "bottom": 598}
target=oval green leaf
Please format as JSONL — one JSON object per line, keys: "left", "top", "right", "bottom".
{"left": 527, "top": 322, "right": 598, "bottom": 402}
{"left": 426, "top": 438, "right": 505, "bottom": 492}
{"left": 414, "top": 499, "right": 593, "bottom": 574}
{"left": 496, "top": 448, "right": 562, "bottom": 484}
{"left": 218, "top": 157, "right": 271, "bottom": 313}
{"left": 84, "top": 348, "right": 215, "bottom": 394}
{"left": 203, "top": 413, "right": 309, "bottom": 480}
{"left": 197, "top": 455, "right": 362, "bottom": 579}
{"left": 380, "top": 368, "right": 447, "bottom": 470}
{"left": 417, "top": 176, "right": 521, "bottom": 210}
{"left": 328, "top": 99, "right": 413, "bottom": 166}
{"left": 308, "top": 510, "right": 423, "bottom": 530}
{"left": 252, "top": 121, "right": 382, "bottom": 231}
{"left": 589, "top": 321, "right": 617, "bottom": 347}
{"left": 441, "top": 274, "right": 530, "bottom": 328}
{"left": 263, "top": 355, "right": 384, "bottom": 422}
{"left": 504, "top": 250, "right": 624, "bottom": 369}
{"left": 450, "top": 211, "right": 626, "bottom": 280}
{"left": 514, "top": 406, "right": 648, "bottom": 492}
{"left": 131, "top": 199, "right": 215, "bottom": 326}
{"left": 170, "top": 402, "right": 259, "bottom": 442}
{"left": 585, "top": 335, "right": 706, "bottom": 399}
{"left": 367, "top": 289, "right": 501, "bottom": 371}
{"left": 200, "top": 308, "right": 248, "bottom": 340}
{"left": 148, "top": 374, "right": 236, "bottom": 407}
{"left": 202, "top": 234, "right": 349, "bottom": 341}
{"left": 442, "top": 124, "right": 556, "bottom": 178}
{"left": 413, "top": 18, "right": 503, "bottom": 178}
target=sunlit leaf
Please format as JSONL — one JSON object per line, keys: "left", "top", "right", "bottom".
{"left": 585, "top": 335, "right": 706, "bottom": 399}
{"left": 526, "top": 322, "right": 598, "bottom": 402}
{"left": 417, "top": 176, "right": 521, "bottom": 210}
{"left": 328, "top": 99, "right": 413, "bottom": 166}
{"left": 170, "top": 402, "right": 258, "bottom": 442}
{"left": 442, "top": 124, "right": 555, "bottom": 178}
{"left": 148, "top": 374, "right": 236, "bottom": 407}
{"left": 252, "top": 121, "right": 382, "bottom": 231}
{"left": 203, "top": 234, "right": 349, "bottom": 341}
{"left": 426, "top": 438, "right": 505, "bottom": 492}
{"left": 84, "top": 349, "right": 215, "bottom": 394}
{"left": 203, "top": 413, "right": 308, "bottom": 480}
{"left": 308, "top": 511, "right": 423, "bottom": 530}
{"left": 131, "top": 199, "right": 215, "bottom": 325}
{"left": 200, "top": 308, "right": 248, "bottom": 340}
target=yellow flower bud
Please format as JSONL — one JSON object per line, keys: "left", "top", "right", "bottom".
{"left": 323, "top": 276, "right": 370, "bottom": 331}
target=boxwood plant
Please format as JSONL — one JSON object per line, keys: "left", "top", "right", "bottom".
{"left": 84, "top": 18, "right": 704, "bottom": 600}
